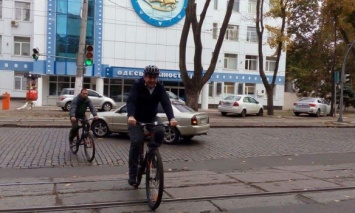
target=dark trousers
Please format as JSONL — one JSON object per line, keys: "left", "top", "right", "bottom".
{"left": 128, "top": 117, "right": 164, "bottom": 176}
{"left": 69, "top": 117, "right": 85, "bottom": 140}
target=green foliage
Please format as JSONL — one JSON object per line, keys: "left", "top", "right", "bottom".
{"left": 337, "top": 84, "right": 355, "bottom": 108}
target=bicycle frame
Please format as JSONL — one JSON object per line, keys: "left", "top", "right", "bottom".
{"left": 70, "top": 118, "right": 96, "bottom": 162}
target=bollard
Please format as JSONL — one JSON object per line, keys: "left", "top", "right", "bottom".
{"left": 2, "top": 92, "right": 10, "bottom": 110}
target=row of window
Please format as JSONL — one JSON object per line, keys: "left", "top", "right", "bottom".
{"left": 224, "top": 54, "right": 276, "bottom": 72}
{"left": 0, "top": 1, "right": 31, "bottom": 21}
{"left": 213, "top": 24, "right": 273, "bottom": 43}
{"left": 214, "top": 0, "right": 258, "bottom": 14}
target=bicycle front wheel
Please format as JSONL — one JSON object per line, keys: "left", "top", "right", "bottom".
{"left": 146, "top": 149, "right": 164, "bottom": 210}
{"left": 70, "top": 132, "right": 80, "bottom": 154}
{"left": 83, "top": 132, "right": 95, "bottom": 162}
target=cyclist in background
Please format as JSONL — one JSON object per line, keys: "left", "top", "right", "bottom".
{"left": 69, "top": 88, "right": 98, "bottom": 144}
{"left": 126, "top": 65, "right": 178, "bottom": 186}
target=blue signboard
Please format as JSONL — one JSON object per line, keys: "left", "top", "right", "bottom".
{"left": 131, "top": 0, "right": 187, "bottom": 27}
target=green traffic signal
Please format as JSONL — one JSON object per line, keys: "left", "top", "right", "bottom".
{"left": 85, "top": 59, "right": 93, "bottom": 66}
{"left": 32, "top": 48, "right": 39, "bottom": 61}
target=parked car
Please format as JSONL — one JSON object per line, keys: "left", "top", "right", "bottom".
{"left": 293, "top": 97, "right": 330, "bottom": 117}
{"left": 218, "top": 95, "right": 264, "bottom": 117}
{"left": 90, "top": 101, "right": 210, "bottom": 144}
{"left": 56, "top": 88, "right": 117, "bottom": 111}
{"left": 114, "top": 92, "right": 130, "bottom": 102}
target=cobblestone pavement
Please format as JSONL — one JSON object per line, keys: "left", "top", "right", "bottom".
{"left": 0, "top": 127, "right": 354, "bottom": 169}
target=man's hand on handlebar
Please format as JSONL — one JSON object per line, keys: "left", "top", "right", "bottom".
{"left": 128, "top": 116, "right": 137, "bottom": 126}
{"left": 93, "top": 115, "right": 99, "bottom": 120}
{"left": 169, "top": 118, "right": 178, "bottom": 127}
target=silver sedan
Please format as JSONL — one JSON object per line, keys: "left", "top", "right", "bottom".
{"left": 90, "top": 101, "right": 210, "bottom": 144}
{"left": 293, "top": 98, "right": 331, "bottom": 117}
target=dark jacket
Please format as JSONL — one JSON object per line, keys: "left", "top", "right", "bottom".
{"left": 69, "top": 95, "right": 97, "bottom": 118}
{"left": 127, "top": 77, "right": 175, "bottom": 122}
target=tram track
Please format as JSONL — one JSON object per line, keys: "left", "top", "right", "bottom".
{"left": 1, "top": 185, "right": 355, "bottom": 212}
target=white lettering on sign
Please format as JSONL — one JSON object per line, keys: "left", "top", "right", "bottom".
{"left": 116, "top": 69, "right": 188, "bottom": 80}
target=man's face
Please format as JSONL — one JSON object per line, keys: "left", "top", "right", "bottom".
{"left": 144, "top": 74, "right": 158, "bottom": 89}
{"left": 80, "top": 90, "right": 88, "bottom": 99}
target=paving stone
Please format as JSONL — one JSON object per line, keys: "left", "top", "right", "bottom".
{"left": 227, "top": 171, "right": 312, "bottom": 183}
{"left": 253, "top": 179, "right": 340, "bottom": 192}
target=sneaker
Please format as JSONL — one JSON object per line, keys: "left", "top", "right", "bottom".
{"left": 128, "top": 174, "right": 137, "bottom": 187}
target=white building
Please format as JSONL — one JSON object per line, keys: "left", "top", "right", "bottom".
{"left": 0, "top": 0, "right": 286, "bottom": 109}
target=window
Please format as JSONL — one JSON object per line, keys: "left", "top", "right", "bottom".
{"left": 224, "top": 53, "right": 238, "bottom": 69}
{"left": 245, "top": 83, "right": 255, "bottom": 95}
{"left": 216, "top": 82, "right": 222, "bottom": 96}
{"left": 0, "top": 35, "right": 2, "bottom": 55}
{"left": 266, "top": 56, "right": 276, "bottom": 72}
{"left": 248, "top": 0, "right": 257, "bottom": 15}
{"left": 213, "top": 23, "right": 218, "bottom": 39}
{"left": 15, "top": 1, "right": 30, "bottom": 21}
{"left": 0, "top": 0, "right": 2, "bottom": 19}
{"left": 208, "top": 83, "right": 213, "bottom": 97}
{"left": 48, "top": 76, "right": 91, "bottom": 96}
{"left": 225, "top": 25, "right": 239, "bottom": 41}
{"left": 214, "top": 0, "right": 218, "bottom": 10}
{"left": 247, "top": 27, "right": 257, "bottom": 42}
{"left": 245, "top": 55, "right": 258, "bottom": 71}
{"left": 14, "top": 37, "right": 30, "bottom": 56}
{"left": 224, "top": 82, "right": 235, "bottom": 94}
{"left": 232, "top": 0, "right": 240, "bottom": 12}
{"left": 14, "top": 76, "right": 27, "bottom": 90}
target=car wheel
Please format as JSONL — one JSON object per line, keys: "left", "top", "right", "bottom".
{"left": 92, "top": 120, "right": 109, "bottom": 137}
{"left": 240, "top": 109, "right": 246, "bottom": 118}
{"left": 221, "top": 112, "right": 227, "bottom": 116}
{"left": 294, "top": 112, "right": 300, "bottom": 116}
{"left": 102, "top": 102, "right": 112, "bottom": 111}
{"left": 257, "top": 108, "right": 263, "bottom": 116}
{"left": 64, "top": 102, "right": 71, "bottom": 111}
{"left": 315, "top": 109, "right": 320, "bottom": 117}
{"left": 164, "top": 127, "right": 180, "bottom": 144}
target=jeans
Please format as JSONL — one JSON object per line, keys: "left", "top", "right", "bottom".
{"left": 128, "top": 116, "right": 164, "bottom": 176}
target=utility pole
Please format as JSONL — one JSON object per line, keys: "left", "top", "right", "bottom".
{"left": 338, "top": 41, "right": 355, "bottom": 123}
{"left": 74, "top": 0, "right": 89, "bottom": 96}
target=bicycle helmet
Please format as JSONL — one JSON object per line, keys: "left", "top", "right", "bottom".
{"left": 144, "top": 65, "right": 160, "bottom": 76}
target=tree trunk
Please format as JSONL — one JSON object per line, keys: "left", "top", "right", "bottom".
{"left": 266, "top": 87, "right": 274, "bottom": 115}
{"left": 185, "top": 85, "right": 200, "bottom": 110}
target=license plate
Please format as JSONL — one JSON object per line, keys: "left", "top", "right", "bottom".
{"left": 222, "top": 102, "right": 232, "bottom": 106}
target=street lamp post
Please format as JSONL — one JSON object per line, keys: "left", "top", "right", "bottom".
{"left": 338, "top": 41, "right": 355, "bottom": 122}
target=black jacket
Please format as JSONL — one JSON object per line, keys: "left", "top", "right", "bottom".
{"left": 69, "top": 95, "right": 97, "bottom": 118}
{"left": 127, "top": 78, "right": 175, "bottom": 122}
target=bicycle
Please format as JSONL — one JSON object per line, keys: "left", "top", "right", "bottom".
{"left": 69, "top": 118, "right": 96, "bottom": 162}
{"left": 134, "top": 121, "right": 167, "bottom": 210}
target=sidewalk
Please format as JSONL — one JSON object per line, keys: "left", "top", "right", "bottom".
{"left": 1, "top": 99, "right": 355, "bottom": 128}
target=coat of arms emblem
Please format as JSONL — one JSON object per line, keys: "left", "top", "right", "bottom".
{"left": 143, "top": 0, "right": 178, "bottom": 11}
{"left": 132, "top": 0, "right": 187, "bottom": 27}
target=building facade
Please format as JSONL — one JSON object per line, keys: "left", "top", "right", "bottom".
{"left": 0, "top": 0, "right": 286, "bottom": 109}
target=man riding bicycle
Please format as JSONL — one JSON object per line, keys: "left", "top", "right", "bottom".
{"left": 127, "top": 65, "right": 178, "bottom": 186}
{"left": 69, "top": 88, "right": 98, "bottom": 144}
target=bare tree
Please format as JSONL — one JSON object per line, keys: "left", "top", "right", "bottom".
{"left": 256, "top": 0, "right": 289, "bottom": 115}
{"left": 179, "top": 0, "right": 234, "bottom": 110}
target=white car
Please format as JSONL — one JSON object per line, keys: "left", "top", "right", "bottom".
{"left": 56, "top": 88, "right": 116, "bottom": 111}
{"left": 218, "top": 95, "right": 264, "bottom": 117}
{"left": 91, "top": 101, "right": 210, "bottom": 144}
{"left": 293, "top": 97, "right": 331, "bottom": 117}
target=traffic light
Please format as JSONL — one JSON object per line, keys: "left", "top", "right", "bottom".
{"left": 85, "top": 45, "right": 93, "bottom": 66}
{"left": 32, "top": 48, "right": 39, "bottom": 61}
{"left": 345, "top": 74, "right": 350, "bottom": 83}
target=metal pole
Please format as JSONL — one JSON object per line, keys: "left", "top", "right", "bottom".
{"left": 338, "top": 41, "right": 355, "bottom": 122}
{"left": 74, "top": 0, "right": 89, "bottom": 96}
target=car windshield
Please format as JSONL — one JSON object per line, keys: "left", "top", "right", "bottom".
{"left": 224, "top": 96, "right": 241, "bottom": 101}
{"left": 60, "top": 89, "right": 74, "bottom": 95}
{"left": 167, "top": 91, "right": 179, "bottom": 99}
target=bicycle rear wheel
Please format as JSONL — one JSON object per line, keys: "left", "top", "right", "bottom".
{"left": 146, "top": 149, "right": 164, "bottom": 210}
{"left": 70, "top": 132, "right": 80, "bottom": 154}
{"left": 83, "top": 132, "right": 95, "bottom": 162}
